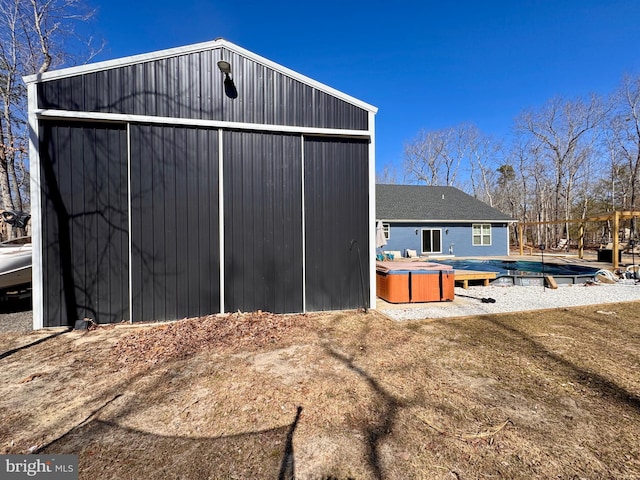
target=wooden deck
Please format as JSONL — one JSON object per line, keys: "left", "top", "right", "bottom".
{"left": 454, "top": 270, "right": 497, "bottom": 289}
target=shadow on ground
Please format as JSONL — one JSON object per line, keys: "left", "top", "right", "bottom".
{"left": 40, "top": 409, "right": 301, "bottom": 479}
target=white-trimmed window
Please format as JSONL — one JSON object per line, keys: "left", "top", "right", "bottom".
{"left": 421, "top": 228, "right": 442, "bottom": 254}
{"left": 472, "top": 224, "right": 492, "bottom": 246}
{"left": 382, "top": 223, "right": 390, "bottom": 240}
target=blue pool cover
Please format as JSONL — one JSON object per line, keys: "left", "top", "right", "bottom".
{"left": 438, "top": 259, "right": 599, "bottom": 277}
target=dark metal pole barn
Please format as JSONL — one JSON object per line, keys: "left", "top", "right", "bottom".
{"left": 25, "top": 39, "right": 377, "bottom": 329}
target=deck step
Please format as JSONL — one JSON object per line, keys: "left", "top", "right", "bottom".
{"left": 545, "top": 275, "right": 558, "bottom": 289}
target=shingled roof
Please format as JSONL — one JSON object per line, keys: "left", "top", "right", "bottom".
{"left": 376, "top": 184, "right": 514, "bottom": 222}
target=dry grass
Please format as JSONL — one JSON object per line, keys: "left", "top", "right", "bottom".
{"left": 1, "top": 303, "right": 639, "bottom": 479}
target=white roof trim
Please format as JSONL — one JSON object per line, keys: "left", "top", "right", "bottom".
{"left": 34, "top": 109, "right": 373, "bottom": 138}
{"left": 377, "top": 219, "right": 516, "bottom": 223}
{"left": 24, "top": 38, "right": 378, "bottom": 113}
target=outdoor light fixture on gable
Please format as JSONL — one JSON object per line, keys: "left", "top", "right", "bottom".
{"left": 217, "top": 60, "right": 238, "bottom": 99}
{"left": 217, "top": 60, "right": 231, "bottom": 74}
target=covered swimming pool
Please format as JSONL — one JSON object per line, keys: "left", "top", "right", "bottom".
{"left": 439, "top": 259, "right": 601, "bottom": 286}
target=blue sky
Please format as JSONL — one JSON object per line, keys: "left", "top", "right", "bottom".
{"left": 89, "top": 0, "right": 640, "bottom": 177}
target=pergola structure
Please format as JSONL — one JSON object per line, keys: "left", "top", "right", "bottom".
{"left": 517, "top": 211, "right": 640, "bottom": 269}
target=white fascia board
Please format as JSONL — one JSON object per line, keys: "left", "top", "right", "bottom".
{"left": 24, "top": 38, "right": 378, "bottom": 114}
{"left": 23, "top": 38, "right": 228, "bottom": 84}
{"left": 378, "top": 219, "right": 515, "bottom": 223}
{"left": 34, "top": 109, "right": 373, "bottom": 138}
{"left": 27, "top": 83, "right": 43, "bottom": 330}
{"left": 368, "top": 110, "right": 377, "bottom": 310}
{"left": 221, "top": 40, "right": 378, "bottom": 114}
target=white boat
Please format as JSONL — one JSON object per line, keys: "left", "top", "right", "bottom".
{"left": 0, "top": 237, "right": 32, "bottom": 291}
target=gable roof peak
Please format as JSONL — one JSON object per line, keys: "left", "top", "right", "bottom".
{"left": 23, "top": 37, "right": 377, "bottom": 113}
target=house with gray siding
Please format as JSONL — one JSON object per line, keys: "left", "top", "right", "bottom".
{"left": 377, "top": 184, "right": 514, "bottom": 258}
{"left": 25, "top": 38, "right": 377, "bottom": 329}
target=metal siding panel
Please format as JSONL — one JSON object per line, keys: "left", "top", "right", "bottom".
{"left": 129, "top": 125, "right": 143, "bottom": 321}
{"left": 197, "top": 128, "right": 220, "bottom": 315}
{"left": 83, "top": 72, "right": 97, "bottom": 112}
{"left": 273, "top": 72, "right": 285, "bottom": 125}
{"left": 302, "top": 81, "right": 312, "bottom": 128}
{"left": 184, "top": 128, "right": 200, "bottom": 315}
{"left": 200, "top": 50, "right": 214, "bottom": 119}
{"left": 255, "top": 62, "right": 265, "bottom": 124}
{"left": 39, "top": 121, "right": 129, "bottom": 326}
{"left": 223, "top": 131, "right": 302, "bottom": 313}
{"left": 131, "top": 124, "right": 157, "bottom": 321}
{"left": 58, "top": 77, "right": 73, "bottom": 111}
{"left": 162, "top": 127, "right": 178, "bottom": 320}
{"left": 50, "top": 124, "right": 68, "bottom": 324}
{"left": 95, "top": 70, "right": 108, "bottom": 112}
{"left": 144, "top": 61, "right": 157, "bottom": 116}
{"left": 149, "top": 124, "right": 165, "bottom": 320}
{"left": 67, "top": 76, "right": 82, "bottom": 110}
{"left": 106, "top": 127, "right": 129, "bottom": 320}
{"left": 189, "top": 54, "right": 201, "bottom": 120}
{"left": 155, "top": 59, "right": 168, "bottom": 118}
{"left": 129, "top": 126, "right": 141, "bottom": 321}
{"left": 82, "top": 127, "right": 98, "bottom": 319}
{"left": 132, "top": 65, "right": 142, "bottom": 114}
{"left": 132, "top": 62, "right": 144, "bottom": 115}
{"left": 263, "top": 68, "right": 275, "bottom": 125}
{"left": 314, "top": 90, "right": 323, "bottom": 128}
{"left": 130, "top": 124, "right": 220, "bottom": 322}
{"left": 167, "top": 56, "right": 179, "bottom": 118}
{"left": 107, "top": 69, "right": 120, "bottom": 114}
{"left": 177, "top": 55, "right": 188, "bottom": 118}
{"left": 201, "top": 127, "right": 221, "bottom": 315}
{"left": 304, "top": 137, "right": 370, "bottom": 311}
{"left": 210, "top": 48, "right": 226, "bottom": 120}
{"left": 69, "top": 127, "right": 86, "bottom": 316}
{"left": 37, "top": 82, "right": 50, "bottom": 109}
{"left": 174, "top": 127, "right": 189, "bottom": 315}
{"left": 40, "top": 124, "right": 64, "bottom": 325}
{"left": 121, "top": 66, "right": 134, "bottom": 114}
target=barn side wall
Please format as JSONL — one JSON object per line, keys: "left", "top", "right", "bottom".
{"left": 31, "top": 43, "right": 374, "bottom": 327}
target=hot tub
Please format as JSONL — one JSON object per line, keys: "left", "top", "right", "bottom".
{"left": 439, "top": 259, "right": 600, "bottom": 287}
{"left": 376, "top": 262, "right": 454, "bottom": 303}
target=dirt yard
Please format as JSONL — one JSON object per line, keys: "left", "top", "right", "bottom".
{"left": 1, "top": 304, "right": 639, "bottom": 479}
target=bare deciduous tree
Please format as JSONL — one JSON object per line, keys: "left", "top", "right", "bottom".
{"left": 403, "top": 123, "right": 494, "bottom": 190}
{"left": 376, "top": 162, "right": 401, "bottom": 184}
{"left": 514, "top": 95, "right": 606, "bottom": 246}
{"left": 0, "top": 0, "right": 102, "bottom": 237}
{"left": 402, "top": 128, "right": 447, "bottom": 186}
{"left": 603, "top": 75, "right": 640, "bottom": 237}
{"left": 397, "top": 75, "right": 640, "bottom": 250}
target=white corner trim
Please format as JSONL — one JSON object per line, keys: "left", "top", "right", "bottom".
{"left": 27, "top": 83, "right": 43, "bottom": 330}
{"left": 368, "top": 110, "right": 377, "bottom": 310}
{"left": 300, "top": 137, "right": 307, "bottom": 313}
{"left": 218, "top": 129, "right": 225, "bottom": 314}
{"left": 126, "top": 125, "right": 133, "bottom": 323}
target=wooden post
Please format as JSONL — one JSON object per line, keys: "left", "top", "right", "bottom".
{"left": 613, "top": 211, "right": 620, "bottom": 269}
{"left": 518, "top": 223, "right": 524, "bottom": 256}
{"left": 578, "top": 222, "right": 584, "bottom": 259}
